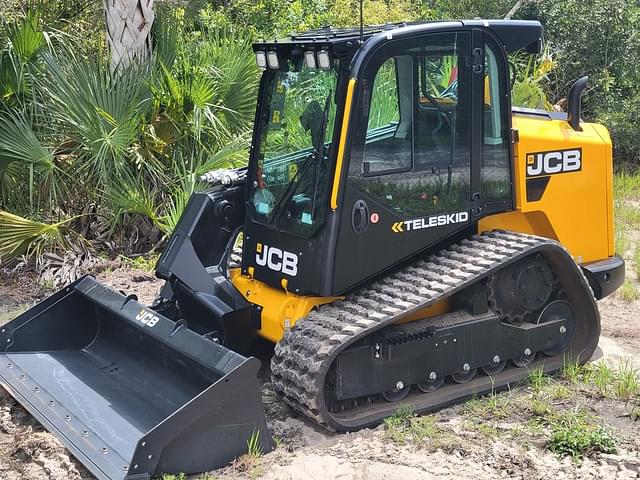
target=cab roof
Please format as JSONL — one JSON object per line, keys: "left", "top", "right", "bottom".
{"left": 253, "top": 19, "right": 543, "bottom": 61}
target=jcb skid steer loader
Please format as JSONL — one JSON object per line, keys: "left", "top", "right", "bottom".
{"left": 0, "top": 19, "right": 625, "bottom": 479}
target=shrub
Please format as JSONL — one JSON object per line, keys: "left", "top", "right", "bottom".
{"left": 548, "top": 412, "right": 617, "bottom": 460}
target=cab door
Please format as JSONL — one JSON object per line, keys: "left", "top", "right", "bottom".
{"left": 333, "top": 30, "right": 479, "bottom": 293}
{"left": 476, "top": 30, "right": 514, "bottom": 216}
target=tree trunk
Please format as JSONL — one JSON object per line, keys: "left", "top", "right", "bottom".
{"left": 104, "top": 0, "right": 155, "bottom": 70}
{"left": 504, "top": 0, "right": 541, "bottom": 19}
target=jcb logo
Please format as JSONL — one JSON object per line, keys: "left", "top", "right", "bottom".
{"left": 526, "top": 148, "right": 582, "bottom": 177}
{"left": 256, "top": 243, "right": 298, "bottom": 277}
{"left": 136, "top": 309, "right": 159, "bottom": 328}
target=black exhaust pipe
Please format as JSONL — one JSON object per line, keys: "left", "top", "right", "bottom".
{"left": 567, "top": 76, "right": 588, "bottom": 131}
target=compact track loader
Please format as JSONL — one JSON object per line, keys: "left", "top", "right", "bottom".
{"left": 0, "top": 19, "right": 625, "bottom": 479}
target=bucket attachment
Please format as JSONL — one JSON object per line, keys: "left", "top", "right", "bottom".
{"left": 0, "top": 276, "right": 273, "bottom": 480}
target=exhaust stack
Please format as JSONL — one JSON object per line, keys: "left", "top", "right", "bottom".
{"left": 567, "top": 76, "right": 588, "bottom": 131}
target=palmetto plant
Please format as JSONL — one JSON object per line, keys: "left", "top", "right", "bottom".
{"left": 151, "top": 24, "right": 259, "bottom": 152}
{"left": 38, "top": 49, "right": 156, "bottom": 185}
{"left": 0, "top": 7, "right": 261, "bottom": 264}
{"left": 0, "top": 11, "right": 46, "bottom": 103}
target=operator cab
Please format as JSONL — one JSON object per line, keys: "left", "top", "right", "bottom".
{"left": 243, "top": 20, "right": 543, "bottom": 296}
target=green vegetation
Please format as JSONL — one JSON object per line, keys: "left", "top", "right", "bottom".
{"left": 379, "top": 358, "right": 637, "bottom": 462}
{"left": 528, "top": 367, "right": 553, "bottom": 394}
{"left": 231, "top": 430, "right": 263, "bottom": 478}
{"left": 162, "top": 474, "right": 186, "bottom": 480}
{"left": 548, "top": 411, "right": 617, "bottom": 460}
{"left": 510, "top": 45, "right": 556, "bottom": 109}
{"left": 383, "top": 403, "right": 415, "bottom": 443}
{"left": 456, "top": 364, "right": 631, "bottom": 462}
{"left": 619, "top": 280, "right": 640, "bottom": 302}
{"left": 559, "top": 359, "right": 640, "bottom": 402}
{"left": 613, "top": 361, "right": 640, "bottom": 401}
{"left": 529, "top": 0, "right": 640, "bottom": 168}
{"left": 0, "top": 5, "right": 259, "bottom": 262}
{"left": 461, "top": 390, "right": 515, "bottom": 421}
{"left": 246, "top": 429, "right": 263, "bottom": 458}
{"left": 0, "top": 1, "right": 639, "bottom": 265}
{"left": 0, "top": 210, "right": 80, "bottom": 262}
{"left": 613, "top": 168, "right": 640, "bottom": 301}
{"left": 119, "top": 254, "right": 160, "bottom": 273}
{"left": 384, "top": 404, "right": 460, "bottom": 449}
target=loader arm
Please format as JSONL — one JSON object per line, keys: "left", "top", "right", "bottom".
{"left": 154, "top": 180, "right": 258, "bottom": 353}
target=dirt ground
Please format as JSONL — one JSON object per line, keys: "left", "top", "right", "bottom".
{"left": 0, "top": 267, "right": 639, "bottom": 480}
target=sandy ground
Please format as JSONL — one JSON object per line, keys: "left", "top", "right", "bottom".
{"left": 0, "top": 268, "right": 639, "bottom": 480}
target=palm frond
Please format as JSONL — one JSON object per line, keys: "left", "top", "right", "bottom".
{"left": 158, "top": 187, "right": 191, "bottom": 235}
{"left": 153, "top": 6, "right": 180, "bottom": 70}
{"left": 0, "top": 210, "right": 78, "bottom": 264}
{"left": 103, "top": 171, "right": 160, "bottom": 226}
{"left": 0, "top": 108, "right": 53, "bottom": 170}
{"left": 195, "top": 138, "right": 250, "bottom": 176}
{"left": 0, "top": 108, "right": 63, "bottom": 210}
{"left": 7, "top": 11, "right": 45, "bottom": 63}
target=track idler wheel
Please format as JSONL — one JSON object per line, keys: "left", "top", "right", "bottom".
{"left": 417, "top": 372, "right": 445, "bottom": 393}
{"left": 538, "top": 299, "right": 576, "bottom": 356}
{"left": 382, "top": 382, "right": 411, "bottom": 402}
{"left": 451, "top": 365, "right": 477, "bottom": 384}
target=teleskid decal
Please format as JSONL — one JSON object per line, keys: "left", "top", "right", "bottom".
{"left": 392, "top": 212, "right": 469, "bottom": 233}
{"left": 526, "top": 148, "right": 582, "bottom": 177}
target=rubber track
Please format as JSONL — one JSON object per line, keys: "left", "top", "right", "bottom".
{"left": 271, "top": 230, "right": 600, "bottom": 431}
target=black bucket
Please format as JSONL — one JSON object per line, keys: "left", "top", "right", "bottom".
{"left": 0, "top": 276, "right": 273, "bottom": 480}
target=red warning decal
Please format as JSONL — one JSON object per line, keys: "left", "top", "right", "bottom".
{"left": 370, "top": 212, "right": 380, "bottom": 224}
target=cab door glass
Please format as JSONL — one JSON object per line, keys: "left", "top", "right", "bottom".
{"left": 349, "top": 32, "right": 471, "bottom": 218}
{"left": 481, "top": 39, "right": 511, "bottom": 202}
{"left": 362, "top": 57, "right": 410, "bottom": 176}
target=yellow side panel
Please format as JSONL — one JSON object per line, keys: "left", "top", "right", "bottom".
{"left": 229, "top": 269, "right": 341, "bottom": 343}
{"left": 395, "top": 298, "right": 451, "bottom": 324}
{"left": 230, "top": 270, "right": 454, "bottom": 342}
{"left": 480, "top": 115, "right": 614, "bottom": 264}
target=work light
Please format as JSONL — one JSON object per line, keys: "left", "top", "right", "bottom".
{"left": 317, "top": 50, "right": 331, "bottom": 69}
{"left": 304, "top": 51, "right": 317, "bottom": 69}
{"left": 267, "top": 51, "right": 280, "bottom": 69}
{"left": 255, "top": 51, "right": 267, "bottom": 69}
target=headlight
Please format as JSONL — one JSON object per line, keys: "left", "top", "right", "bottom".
{"left": 317, "top": 50, "right": 331, "bottom": 69}
{"left": 267, "top": 51, "right": 279, "bottom": 69}
{"left": 255, "top": 51, "right": 267, "bottom": 69}
{"left": 304, "top": 51, "right": 316, "bottom": 69}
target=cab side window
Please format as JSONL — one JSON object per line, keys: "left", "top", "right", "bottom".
{"left": 361, "top": 57, "right": 411, "bottom": 176}
{"left": 348, "top": 32, "right": 471, "bottom": 218}
{"left": 481, "top": 39, "right": 511, "bottom": 202}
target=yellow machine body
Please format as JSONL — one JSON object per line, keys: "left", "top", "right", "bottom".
{"left": 231, "top": 111, "right": 615, "bottom": 344}
{"left": 479, "top": 113, "right": 614, "bottom": 263}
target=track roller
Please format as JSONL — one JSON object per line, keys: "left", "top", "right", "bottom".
{"left": 451, "top": 366, "right": 478, "bottom": 384}
{"left": 382, "top": 382, "right": 411, "bottom": 402}
{"left": 417, "top": 373, "right": 445, "bottom": 393}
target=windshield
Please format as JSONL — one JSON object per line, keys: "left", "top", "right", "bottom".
{"left": 251, "top": 66, "right": 337, "bottom": 236}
